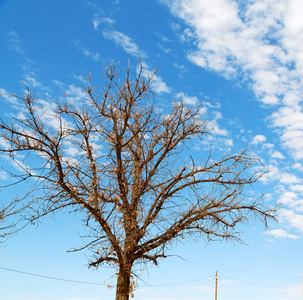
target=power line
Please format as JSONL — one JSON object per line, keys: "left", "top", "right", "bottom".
{"left": 0, "top": 265, "right": 211, "bottom": 287}
{"left": 140, "top": 276, "right": 212, "bottom": 287}
{"left": 220, "top": 274, "right": 302, "bottom": 291}
{"left": 0, "top": 266, "right": 107, "bottom": 286}
{"left": 0, "top": 265, "right": 302, "bottom": 291}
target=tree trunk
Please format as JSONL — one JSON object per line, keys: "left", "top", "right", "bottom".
{"left": 115, "top": 266, "right": 131, "bottom": 300}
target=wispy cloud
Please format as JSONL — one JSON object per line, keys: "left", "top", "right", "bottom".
{"left": 260, "top": 164, "right": 301, "bottom": 185}
{"left": 251, "top": 134, "right": 266, "bottom": 145}
{"left": 93, "top": 15, "right": 114, "bottom": 30}
{"left": 291, "top": 184, "right": 303, "bottom": 193}
{"left": 271, "top": 150, "right": 285, "bottom": 160}
{"left": 23, "top": 71, "right": 42, "bottom": 88}
{"left": 7, "top": 30, "right": 24, "bottom": 53}
{"left": 138, "top": 62, "right": 171, "bottom": 94}
{"left": 158, "top": 43, "right": 171, "bottom": 54}
{"left": 72, "top": 74, "right": 87, "bottom": 83}
{"left": 0, "top": 88, "right": 18, "bottom": 104}
{"left": 265, "top": 228, "right": 299, "bottom": 239}
{"left": 174, "top": 62, "right": 186, "bottom": 72}
{"left": 279, "top": 208, "right": 303, "bottom": 233}
{"left": 103, "top": 29, "right": 146, "bottom": 57}
{"left": 163, "top": 0, "right": 303, "bottom": 162}
{"left": 207, "top": 111, "right": 228, "bottom": 136}
{"left": 155, "top": 31, "right": 171, "bottom": 42}
{"left": 151, "top": 73, "right": 171, "bottom": 94}
{"left": 271, "top": 107, "right": 303, "bottom": 160}
{"left": 20, "top": 60, "right": 43, "bottom": 89}
{"left": 0, "top": 170, "right": 8, "bottom": 180}
{"left": 53, "top": 79, "right": 64, "bottom": 87}
{"left": 64, "top": 84, "right": 88, "bottom": 104}
{"left": 176, "top": 92, "right": 198, "bottom": 105}
{"left": 74, "top": 41, "right": 101, "bottom": 61}
{"left": 82, "top": 48, "right": 100, "bottom": 61}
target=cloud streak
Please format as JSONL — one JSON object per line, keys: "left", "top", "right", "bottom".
{"left": 103, "top": 29, "right": 146, "bottom": 58}
{"left": 164, "top": 0, "right": 303, "bottom": 162}
{"left": 93, "top": 15, "right": 114, "bottom": 30}
{"left": 265, "top": 228, "right": 299, "bottom": 239}
{"left": 7, "top": 30, "right": 24, "bottom": 53}
{"left": 74, "top": 41, "right": 101, "bottom": 61}
{"left": 138, "top": 62, "right": 171, "bottom": 94}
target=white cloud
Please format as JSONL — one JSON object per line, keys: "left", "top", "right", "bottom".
{"left": 72, "top": 74, "right": 87, "bottom": 83}
{"left": 151, "top": 74, "right": 171, "bottom": 94}
{"left": 262, "top": 143, "right": 274, "bottom": 149}
{"left": 271, "top": 151, "right": 285, "bottom": 159}
{"left": 279, "top": 208, "right": 303, "bottom": 233}
{"left": 158, "top": 44, "right": 171, "bottom": 54}
{"left": 207, "top": 111, "right": 228, "bottom": 136}
{"left": 260, "top": 164, "right": 301, "bottom": 185}
{"left": 65, "top": 147, "right": 79, "bottom": 157}
{"left": 0, "top": 171, "right": 8, "bottom": 180}
{"left": 0, "top": 137, "right": 10, "bottom": 150}
{"left": 155, "top": 31, "right": 171, "bottom": 42}
{"left": 74, "top": 41, "right": 100, "bottom": 61}
{"left": 10, "top": 157, "right": 33, "bottom": 174}
{"left": 24, "top": 72, "right": 41, "bottom": 88}
{"left": 291, "top": 184, "right": 303, "bottom": 193}
{"left": 208, "top": 120, "right": 227, "bottom": 136}
{"left": 82, "top": 48, "right": 100, "bottom": 61}
{"left": 65, "top": 84, "right": 87, "bottom": 104}
{"left": 174, "top": 62, "right": 187, "bottom": 72}
{"left": 251, "top": 134, "right": 266, "bottom": 145}
{"left": 292, "top": 162, "right": 303, "bottom": 172}
{"left": 138, "top": 62, "right": 171, "bottom": 94}
{"left": 223, "top": 138, "right": 233, "bottom": 147}
{"left": 264, "top": 228, "right": 299, "bottom": 239}
{"left": 35, "top": 98, "right": 74, "bottom": 132}
{"left": 7, "top": 30, "right": 24, "bottom": 53}
{"left": 175, "top": 92, "right": 198, "bottom": 105}
{"left": 93, "top": 15, "right": 114, "bottom": 30}
{"left": 198, "top": 107, "right": 208, "bottom": 115}
{"left": 53, "top": 80, "right": 64, "bottom": 87}
{"left": 271, "top": 107, "right": 303, "bottom": 160}
{"left": 279, "top": 173, "right": 301, "bottom": 185}
{"left": 0, "top": 88, "right": 17, "bottom": 104}
{"left": 278, "top": 191, "right": 298, "bottom": 205}
{"left": 103, "top": 30, "right": 145, "bottom": 57}
{"left": 278, "top": 189, "right": 303, "bottom": 212}
{"left": 164, "top": 0, "right": 303, "bottom": 162}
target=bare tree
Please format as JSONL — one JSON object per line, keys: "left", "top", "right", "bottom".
{"left": 0, "top": 62, "right": 275, "bottom": 300}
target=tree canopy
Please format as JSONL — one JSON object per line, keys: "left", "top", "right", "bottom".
{"left": 0, "top": 62, "right": 276, "bottom": 300}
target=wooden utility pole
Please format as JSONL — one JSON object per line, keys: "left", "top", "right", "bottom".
{"left": 215, "top": 270, "right": 218, "bottom": 300}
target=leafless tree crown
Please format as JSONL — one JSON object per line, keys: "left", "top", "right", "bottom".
{"left": 0, "top": 62, "right": 275, "bottom": 300}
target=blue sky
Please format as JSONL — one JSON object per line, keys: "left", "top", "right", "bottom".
{"left": 1, "top": 0, "right": 303, "bottom": 299}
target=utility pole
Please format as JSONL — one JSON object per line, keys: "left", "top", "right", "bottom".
{"left": 207, "top": 271, "right": 218, "bottom": 300}
{"left": 215, "top": 270, "right": 218, "bottom": 300}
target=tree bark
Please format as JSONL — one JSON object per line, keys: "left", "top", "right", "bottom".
{"left": 115, "top": 265, "right": 132, "bottom": 300}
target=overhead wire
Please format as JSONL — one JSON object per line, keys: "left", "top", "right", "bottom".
{"left": 139, "top": 276, "right": 213, "bottom": 287}
{"left": 219, "top": 274, "right": 302, "bottom": 291}
{"left": 0, "top": 265, "right": 302, "bottom": 291}
{"left": 0, "top": 266, "right": 107, "bottom": 286}
{"left": 0, "top": 265, "right": 211, "bottom": 287}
